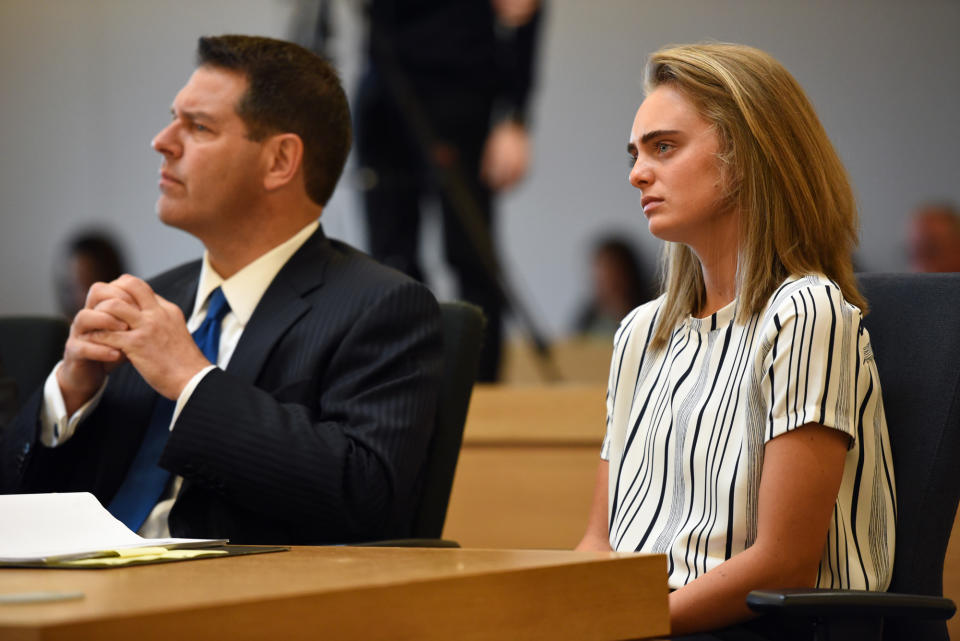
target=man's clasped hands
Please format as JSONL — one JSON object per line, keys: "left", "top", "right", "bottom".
{"left": 57, "top": 275, "right": 211, "bottom": 415}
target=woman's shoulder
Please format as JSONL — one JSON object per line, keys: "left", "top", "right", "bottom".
{"left": 619, "top": 293, "right": 667, "bottom": 331}
{"left": 612, "top": 294, "right": 667, "bottom": 350}
{"left": 762, "top": 273, "right": 863, "bottom": 323}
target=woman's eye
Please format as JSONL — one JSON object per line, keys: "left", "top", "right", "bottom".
{"left": 627, "top": 154, "right": 637, "bottom": 168}
{"left": 656, "top": 142, "right": 673, "bottom": 154}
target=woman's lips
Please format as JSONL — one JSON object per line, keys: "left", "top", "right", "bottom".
{"left": 641, "top": 196, "right": 663, "bottom": 214}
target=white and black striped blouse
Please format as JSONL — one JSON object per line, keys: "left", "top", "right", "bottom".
{"left": 601, "top": 274, "right": 896, "bottom": 590}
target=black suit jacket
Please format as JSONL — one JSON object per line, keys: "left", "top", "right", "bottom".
{"left": 0, "top": 227, "right": 443, "bottom": 544}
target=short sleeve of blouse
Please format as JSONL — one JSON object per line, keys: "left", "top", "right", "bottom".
{"left": 759, "top": 281, "right": 862, "bottom": 445}
{"left": 600, "top": 319, "right": 627, "bottom": 461}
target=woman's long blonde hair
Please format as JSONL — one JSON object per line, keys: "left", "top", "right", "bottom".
{"left": 646, "top": 43, "right": 866, "bottom": 349}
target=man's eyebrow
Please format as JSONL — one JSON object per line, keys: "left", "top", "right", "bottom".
{"left": 171, "top": 108, "right": 218, "bottom": 123}
{"left": 639, "top": 129, "right": 681, "bottom": 145}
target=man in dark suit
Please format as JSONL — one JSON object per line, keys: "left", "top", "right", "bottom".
{"left": 0, "top": 35, "right": 443, "bottom": 545}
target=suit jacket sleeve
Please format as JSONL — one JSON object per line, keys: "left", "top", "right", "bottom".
{"left": 162, "top": 278, "right": 443, "bottom": 543}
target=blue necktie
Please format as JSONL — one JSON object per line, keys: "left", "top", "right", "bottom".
{"left": 108, "top": 287, "right": 230, "bottom": 531}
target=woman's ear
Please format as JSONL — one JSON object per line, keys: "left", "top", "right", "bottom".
{"left": 262, "top": 133, "right": 304, "bottom": 192}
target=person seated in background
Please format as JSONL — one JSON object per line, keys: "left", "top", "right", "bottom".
{"left": 54, "top": 230, "right": 128, "bottom": 319}
{"left": 0, "top": 35, "right": 443, "bottom": 546}
{"left": 908, "top": 201, "right": 960, "bottom": 273}
{"left": 572, "top": 236, "right": 657, "bottom": 338}
{"left": 575, "top": 43, "right": 895, "bottom": 640}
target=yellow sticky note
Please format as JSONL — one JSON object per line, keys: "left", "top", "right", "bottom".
{"left": 115, "top": 546, "right": 170, "bottom": 558}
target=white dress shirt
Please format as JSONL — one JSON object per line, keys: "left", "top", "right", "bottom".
{"left": 38, "top": 220, "right": 319, "bottom": 536}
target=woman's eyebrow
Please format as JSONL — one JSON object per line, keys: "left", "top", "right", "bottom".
{"left": 628, "top": 129, "right": 683, "bottom": 154}
{"left": 640, "top": 129, "right": 681, "bottom": 144}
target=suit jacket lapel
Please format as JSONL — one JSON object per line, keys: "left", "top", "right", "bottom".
{"left": 169, "top": 272, "right": 200, "bottom": 318}
{"left": 225, "top": 226, "right": 330, "bottom": 384}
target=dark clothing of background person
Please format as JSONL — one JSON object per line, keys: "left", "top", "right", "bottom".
{"left": 349, "top": 0, "right": 542, "bottom": 381}
{"left": 0, "top": 228, "right": 444, "bottom": 544}
{"left": 0, "top": 357, "right": 17, "bottom": 430}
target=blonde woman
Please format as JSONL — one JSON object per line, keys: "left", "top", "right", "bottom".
{"left": 576, "top": 43, "right": 896, "bottom": 639}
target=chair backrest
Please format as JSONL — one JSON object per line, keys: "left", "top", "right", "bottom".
{"left": 0, "top": 316, "right": 70, "bottom": 413}
{"left": 858, "top": 274, "right": 960, "bottom": 640}
{"left": 411, "top": 301, "right": 485, "bottom": 538}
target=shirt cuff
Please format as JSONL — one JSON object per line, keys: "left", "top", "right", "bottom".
{"left": 40, "top": 361, "right": 109, "bottom": 447}
{"left": 170, "top": 365, "right": 217, "bottom": 429}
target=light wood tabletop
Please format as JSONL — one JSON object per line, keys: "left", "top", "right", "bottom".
{"left": 0, "top": 545, "right": 669, "bottom": 640}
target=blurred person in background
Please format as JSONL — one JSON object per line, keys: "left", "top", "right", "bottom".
{"left": 572, "top": 236, "right": 656, "bottom": 338}
{"left": 908, "top": 201, "right": 960, "bottom": 273}
{"left": 310, "top": 0, "right": 543, "bottom": 381}
{"left": 54, "top": 230, "right": 128, "bottom": 319}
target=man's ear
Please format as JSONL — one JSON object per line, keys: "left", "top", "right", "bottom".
{"left": 262, "top": 133, "right": 304, "bottom": 192}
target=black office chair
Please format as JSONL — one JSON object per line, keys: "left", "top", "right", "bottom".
{"left": 748, "top": 273, "right": 960, "bottom": 640}
{"left": 412, "top": 301, "right": 486, "bottom": 538}
{"left": 360, "top": 301, "right": 485, "bottom": 547}
{"left": 0, "top": 316, "right": 70, "bottom": 415}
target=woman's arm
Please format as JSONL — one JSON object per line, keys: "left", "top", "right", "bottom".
{"left": 576, "top": 460, "right": 613, "bottom": 551}
{"left": 668, "top": 423, "right": 849, "bottom": 636}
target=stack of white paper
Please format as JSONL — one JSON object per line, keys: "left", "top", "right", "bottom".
{"left": 0, "top": 492, "right": 224, "bottom": 562}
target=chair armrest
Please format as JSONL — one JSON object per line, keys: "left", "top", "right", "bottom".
{"left": 747, "top": 588, "right": 956, "bottom": 620}
{"left": 351, "top": 538, "right": 461, "bottom": 548}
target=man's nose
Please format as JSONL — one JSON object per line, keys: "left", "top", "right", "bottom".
{"left": 151, "top": 121, "right": 180, "bottom": 157}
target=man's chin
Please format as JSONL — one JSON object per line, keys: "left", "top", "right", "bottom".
{"left": 156, "top": 204, "right": 188, "bottom": 230}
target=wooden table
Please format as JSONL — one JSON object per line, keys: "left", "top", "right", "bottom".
{"left": 444, "top": 384, "right": 607, "bottom": 549}
{"left": 0, "top": 546, "right": 669, "bottom": 640}
{"left": 501, "top": 338, "right": 613, "bottom": 384}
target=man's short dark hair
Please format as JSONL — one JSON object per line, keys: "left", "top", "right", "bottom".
{"left": 197, "top": 34, "right": 352, "bottom": 206}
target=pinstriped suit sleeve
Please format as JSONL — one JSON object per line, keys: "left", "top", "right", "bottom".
{"left": 160, "top": 279, "right": 443, "bottom": 543}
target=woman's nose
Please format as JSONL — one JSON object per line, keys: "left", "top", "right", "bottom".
{"left": 629, "top": 158, "right": 653, "bottom": 189}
